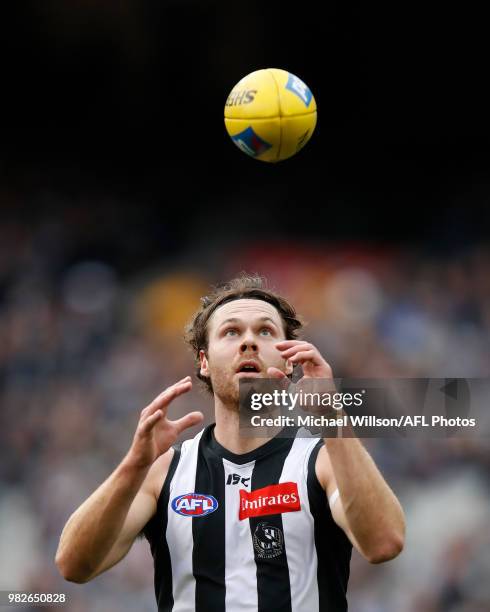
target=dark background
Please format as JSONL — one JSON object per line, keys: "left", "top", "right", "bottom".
{"left": 1, "top": 1, "right": 489, "bottom": 267}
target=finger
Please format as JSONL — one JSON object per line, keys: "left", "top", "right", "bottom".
{"left": 151, "top": 376, "right": 191, "bottom": 400}
{"left": 266, "top": 367, "right": 291, "bottom": 390}
{"left": 143, "top": 385, "right": 191, "bottom": 420}
{"left": 267, "top": 366, "right": 288, "bottom": 379}
{"left": 279, "top": 344, "right": 313, "bottom": 359}
{"left": 145, "top": 379, "right": 192, "bottom": 417}
{"left": 289, "top": 350, "right": 319, "bottom": 364}
{"left": 275, "top": 340, "right": 306, "bottom": 349}
{"left": 171, "top": 411, "right": 204, "bottom": 436}
{"left": 143, "top": 377, "right": 191, "bottom": 411}
{"left": 156, "top": 376, "right": 192, "bottom": 399}
{"left": 139, "top": 409, "right": 163, "bottom": 434}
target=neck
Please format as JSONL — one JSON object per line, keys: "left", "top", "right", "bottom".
{"left": 213, "top": 395, "right": 280, "bottom": 455}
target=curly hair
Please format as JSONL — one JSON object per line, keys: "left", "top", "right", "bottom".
{"left": 184, "top": 274, "right": 304, "bottom": 393}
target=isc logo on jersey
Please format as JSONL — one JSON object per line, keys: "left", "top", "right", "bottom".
{"left": 171, "top": 493, "right": 218, "bottom": 517}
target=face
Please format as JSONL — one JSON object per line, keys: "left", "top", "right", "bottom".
{"left": 199, "top": 299, "right": 293, "bottom": 406}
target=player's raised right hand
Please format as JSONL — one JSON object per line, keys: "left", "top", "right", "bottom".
{"left": 127, "top": 376, "right": 203, "bottom": 469}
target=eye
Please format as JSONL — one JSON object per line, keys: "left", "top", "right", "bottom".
{"left": 224, "top": 328, "right": 238, "bottom": 337}
{"left": 260, "top": 328, "right": 273, "bottom": 336}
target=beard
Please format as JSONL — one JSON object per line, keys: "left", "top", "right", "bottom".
{"left": 207, "top": 364, "right": 240, "bottom": 409}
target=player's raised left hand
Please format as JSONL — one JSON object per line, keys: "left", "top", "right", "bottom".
{"left": 269, "top": 340, "right": 333, "bottom": 379}
{"left": 267, "top": 341, "right": 336, "bottom": 416}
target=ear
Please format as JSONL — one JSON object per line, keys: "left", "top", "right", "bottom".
{"left": 199, "top": 349, "right": 210, "bottom": 377}
{"left": 284, "top": 358, "right": 293, "bottom": 376}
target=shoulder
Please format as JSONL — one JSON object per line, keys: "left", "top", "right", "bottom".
{"left": 314, "top": 443, "right": 338, "bottom": 497}
{"left": 145, "top": 448, "right": 175, "bottom": 502}
{"left": 138, "top": 432, "right": 207, "bottom": 543}
{"left": 145, "top": 427, "right": 207, "bottom": 501}
{"left": 290, "top": 436, "right": 330, "bottom": 493}
{"left": 283, "top": 432, "right": 325, "bottom": 485}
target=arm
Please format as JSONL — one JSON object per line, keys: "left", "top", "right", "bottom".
{"left": 316, "top": 438, "right": 405, "bottom": 563}
{"left": 55, "top": 376, "right": 203, "bottom": 583}
{"left": 55, "top": 451, "right": 168, "bottom": 583}
{"left": 272, "top": 340, "right": 405, "bottom": 564}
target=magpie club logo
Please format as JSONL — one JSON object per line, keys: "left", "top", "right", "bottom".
{"left": 253, "top": 522, "right": 285, "bottom": 559}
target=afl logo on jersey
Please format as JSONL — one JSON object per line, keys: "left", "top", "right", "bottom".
{"left": 171, "top": 493, "right": 218, "bottom": 517}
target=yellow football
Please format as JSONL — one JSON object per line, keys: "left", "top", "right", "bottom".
{"left": 224, "top": 68, "right": 317, "bottom": 162}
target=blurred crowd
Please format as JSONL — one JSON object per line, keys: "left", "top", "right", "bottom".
{"left": 0, "top": 214, "right": 489, "bottom": 612}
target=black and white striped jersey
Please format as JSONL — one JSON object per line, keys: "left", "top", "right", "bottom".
{"left": 143, "top": 424, "right": 352, "bottom": 612}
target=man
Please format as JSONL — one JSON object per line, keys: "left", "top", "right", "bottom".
{"left": 56, "top": 275, "right": 405, "bottom": 611}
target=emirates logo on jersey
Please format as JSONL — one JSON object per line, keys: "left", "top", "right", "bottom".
{"left": 239, "top": 482, "right": 301, "bottom": 520}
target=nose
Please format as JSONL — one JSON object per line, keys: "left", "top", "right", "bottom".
{"left": 240, "top": 338, "right": 258, "bottom": 353}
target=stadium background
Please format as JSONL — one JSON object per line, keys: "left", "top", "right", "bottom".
{"left": 1, "top": 1, "right": 489, "bottom": 610}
